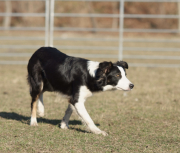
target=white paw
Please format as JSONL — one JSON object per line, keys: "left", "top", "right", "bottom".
{"left": 100, "top": 131, "right": 108, "bottom": 136}
{"left": 88, "top": 126, "right": 108, "bottom": 136}
{"left": 30, "top": 117, "right": 38, "bottom": 126}
{"left": 37, "top": 111, "right": 44, "bottom": 117}
{"left": 37, "top": 102, "right": 44, "bottom": 117}
{"left": 60, "top": 121, "right": 69, "bottom": 129}
{"left": 92, "top": 129, "right": 108, "bottom": 136}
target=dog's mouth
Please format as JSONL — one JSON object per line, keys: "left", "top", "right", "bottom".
{"left": 116, "top": 87, "right": 131, "bottom": 91}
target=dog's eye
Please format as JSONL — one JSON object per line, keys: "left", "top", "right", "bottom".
{"left": 116, "top": 74, "right": 120, "bottom": 77}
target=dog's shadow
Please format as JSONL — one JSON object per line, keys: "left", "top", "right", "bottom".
{"left": 0, "top": 112, "right": 100, "bottom": 133}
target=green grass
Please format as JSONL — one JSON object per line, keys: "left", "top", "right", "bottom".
{"left": 0, "top": 65, "right": 180, "bottom": 152}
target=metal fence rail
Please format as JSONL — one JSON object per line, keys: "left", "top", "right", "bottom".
{"left": 49, "top": 0, "right": 180, "bottom": 66}
{"left": 0, "top": 0, "right": 49, "bottom": 46}
{"left": 0, "top": 0, "right": 180, "bottom": 67}
{"left": 0, "top": 13, "right": 46, "bottom": 17}
{"left": 55, "top": 13, "right": 180, "bottom": 19}
{"left": 55, "top": 0, "right": 180, "bottom": 2}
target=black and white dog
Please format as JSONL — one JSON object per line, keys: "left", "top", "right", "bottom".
{"left": 27, "top": 47, "right": 134, "bottom": 136}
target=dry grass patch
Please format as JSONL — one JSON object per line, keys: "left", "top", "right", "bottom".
{"left": 0, "top": 65, "right": 180, "bottom": 152}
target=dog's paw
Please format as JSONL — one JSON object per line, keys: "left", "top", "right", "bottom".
{"left": 93, "top": 130, "right": 108, "bottom": 136}
{"left": 37, "top": 103, "right": 44, "bottom": 117}
{"left": 30, "top": 117, "right": 38, "bottom": 126}
{"left": 60, "top": 121, "right": 69, "bottom": 129}
{"left": 88, "top": 126, "right": 108, "bottom": 136}
{"left": 37, "top": 111, "right": 44, "bottom": 117}
{"left": 30, "top": 122, "right": 38, "bottom": 126}
{"left": 100, "top": 131, "right": 108, "bottom": 136}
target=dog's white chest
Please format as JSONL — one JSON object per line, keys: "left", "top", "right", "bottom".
{"left": 79, "top": 86, "right": 92, "bottom": 101}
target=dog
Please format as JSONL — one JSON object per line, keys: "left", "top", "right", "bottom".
{"left": 27, "top": 47, "right": 134, "bottom": 136}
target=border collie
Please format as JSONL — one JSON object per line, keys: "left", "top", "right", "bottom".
{"left": 27, "top": 47, "right": 134, "bottom": 136}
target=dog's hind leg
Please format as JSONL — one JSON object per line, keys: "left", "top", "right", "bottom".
{"left": 28, "top": 74, "right": 44, "bottom": 126}
{"left": 30, "top": 94, "right": 39, "bottom": 126}
{"left": 30, "top": 85, "right": 43, "bottom": 126}
{"left": 60, "top": 103, "right": 74, "bottom": 129}
{"left": 37, "top": 93, "right": 44, "bottom": 117}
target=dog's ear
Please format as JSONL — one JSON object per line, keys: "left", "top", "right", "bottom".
{"left": 115, "top": 61, "right": 128, "bottom": 69}
{"left": 96, "top": 76, "right": 107, "bottom": 87}
{"left": 99, "top": 61, "right": 113, "bottom": 74}
{"left": 95, "top": 61, "right": 112, "bottom": 87}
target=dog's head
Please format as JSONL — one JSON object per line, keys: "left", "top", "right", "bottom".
{"left": 96, "top": 61, "right": 134, "bottom": 91}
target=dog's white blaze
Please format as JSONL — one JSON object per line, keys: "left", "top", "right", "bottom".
{"left": 79, "top": 86, "right": 93, "bottom": 100}
{"left": 37, "top": 93, "right": 44, "bottom": 117}
{"left": 116, "top": 66, "right": 132, "bottom": 90}
{"left": 74, "top": 86, "right": 107, "bottom": 136}
{"left": 87, "top": 61, "right": 99, "bottom": 77}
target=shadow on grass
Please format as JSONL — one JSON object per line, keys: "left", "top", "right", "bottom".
{"left": 0, "top": 112, "right": 81, "bottom": 125}
{"left": 0, "top": 112, "right": 100, "bottom": 133}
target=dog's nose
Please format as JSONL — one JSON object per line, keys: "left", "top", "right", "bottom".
{"left": 129, "top": 84, "right": 134, "bottom": 89}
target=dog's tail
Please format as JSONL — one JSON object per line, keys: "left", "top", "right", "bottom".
{"left": 27, "top": 61, "right": 43, "bottom": 96}
{"left": 27, "top": 53, "right": 44, "bottom": 117}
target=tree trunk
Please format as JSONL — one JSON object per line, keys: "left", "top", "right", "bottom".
{"left": 3, "top": 1, "right": 12, "bottom": 28}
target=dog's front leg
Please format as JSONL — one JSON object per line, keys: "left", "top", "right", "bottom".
{"left": 37, "top": 93, "right": 44, "bottom": 117}
{"left": 74, "top": 86, "right": 108, "bottom": 136}
{"left": 75, "top": 102, "right": 107, "bottom": 136}
{"left": 61, "top": 104, "right": 74, "bottom": 129}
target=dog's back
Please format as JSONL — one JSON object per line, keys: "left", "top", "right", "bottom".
{"left": 27, "top": 47, "right": 90, "bottom": 95}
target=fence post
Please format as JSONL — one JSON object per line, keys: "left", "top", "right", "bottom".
{"left": 45, "top": 0, "right": 50, "bottom": 46}
{"left": 50, "top": 0, "right": 55, "bottom": 47}
{"left": 118, "top": 0, "right": 124, "bottom": 61}
{"left": 178, "top": 2, "right": 180, "bottom": 31}
{"left": 3, "top": 1, "right": 12, "bottom": 29}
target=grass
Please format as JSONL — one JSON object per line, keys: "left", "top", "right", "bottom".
{"left": 0, "top": 65, "right": 180, "bottom": 152}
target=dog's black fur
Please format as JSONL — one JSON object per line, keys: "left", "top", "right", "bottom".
{"left": 27, "top": 47, "right": 134, "bottom": 135}
{"left": 27, "top": 47, "right": 128, "bottom": 105}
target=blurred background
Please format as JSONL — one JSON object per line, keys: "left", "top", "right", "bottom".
{"left": 0, "top": 0, "right": 180, "bottom": 66}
